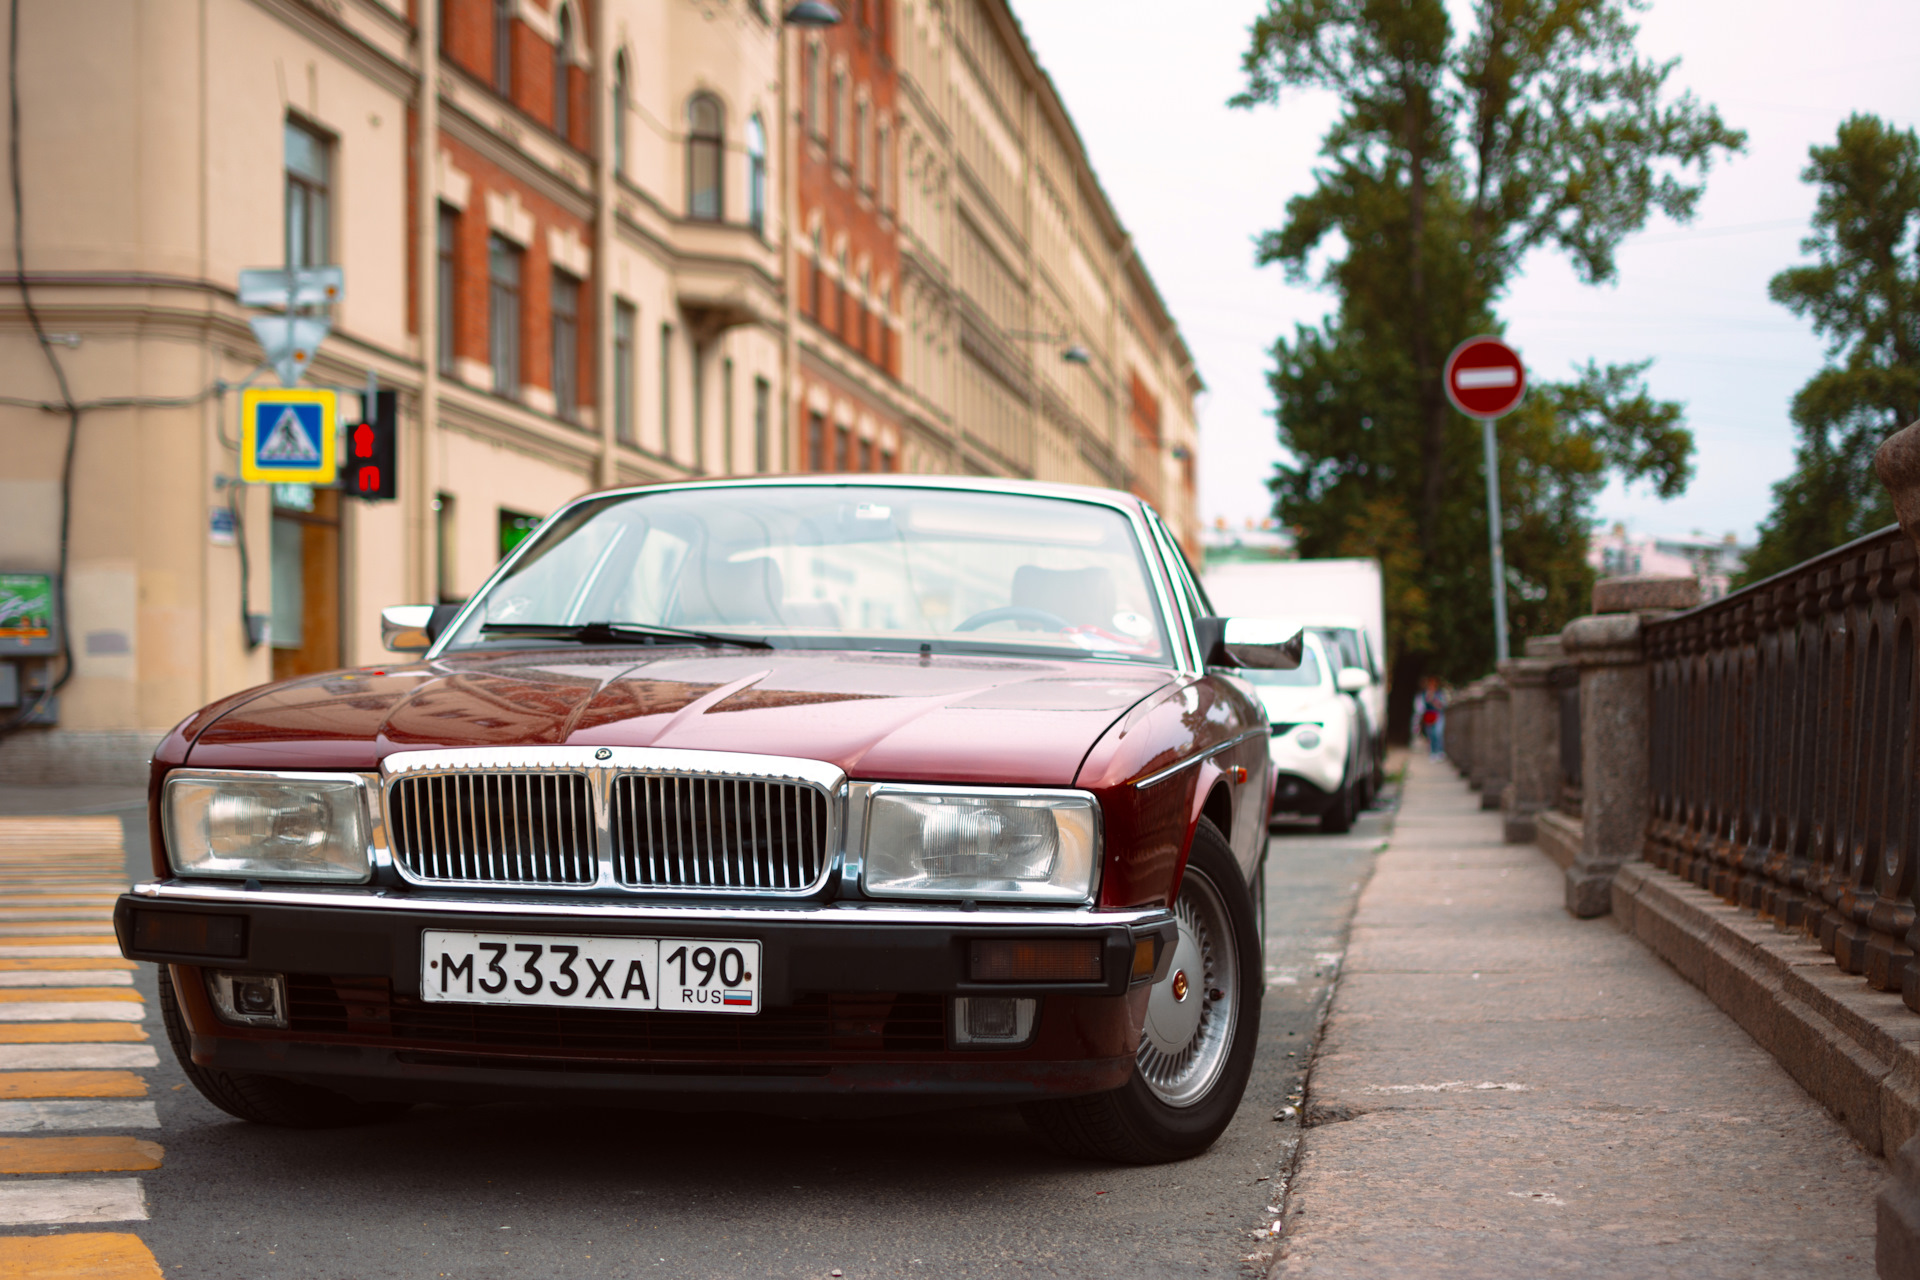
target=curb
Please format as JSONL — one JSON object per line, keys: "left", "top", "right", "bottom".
{"left": 1611, "top": 859, "right": 1920, "bottom": 1160}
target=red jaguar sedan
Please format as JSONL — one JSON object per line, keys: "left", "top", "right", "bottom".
{"left": 115, "top": 478, "right": 1296, "bottom": 1163}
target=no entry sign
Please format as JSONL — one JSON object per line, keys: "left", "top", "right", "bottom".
{"left": 1443, "top": 336, "right": 1526, "bottom": 419}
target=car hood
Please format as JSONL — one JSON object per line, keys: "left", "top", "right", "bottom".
{"left": 181, "top": 647, "right": 1177, "bottom": 788}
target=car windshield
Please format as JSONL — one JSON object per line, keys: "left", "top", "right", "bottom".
{"left": 442, "top": 484, "right": 1172, "bottom": 664}
{"left": 1240, "top": 643, "right": 1323, "bottom": 689}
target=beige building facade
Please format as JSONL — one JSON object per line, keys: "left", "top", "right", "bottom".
{"left": 0, "top": 0, "right": 1199, "bottom": 780}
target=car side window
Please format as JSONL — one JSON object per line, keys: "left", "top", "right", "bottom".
{"left": 1142, "top": 511, "right": 1205, "bottom": 666}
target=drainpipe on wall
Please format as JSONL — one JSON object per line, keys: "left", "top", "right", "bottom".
{"left": 592, "top": 0, "right": 614, "bottom": 488}
{"left": 412, "top": 1, "right": 439, "bottom": 604}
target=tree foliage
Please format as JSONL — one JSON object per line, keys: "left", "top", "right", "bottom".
{"left": 1236, "top": 0, "right": 1741, "bottom": 687}
{"left": 1741, "top": 114, "right": 1920, "bottom": 584}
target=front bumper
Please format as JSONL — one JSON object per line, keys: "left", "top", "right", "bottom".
{"left": 116, "top": 882, "right": 1176, "bottom": 1105}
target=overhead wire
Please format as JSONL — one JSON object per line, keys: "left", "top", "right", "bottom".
{"left": 2, "top": 0, "right": 76, "bottom": 738}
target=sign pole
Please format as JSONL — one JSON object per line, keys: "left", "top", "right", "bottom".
{"left": 1481, "top": 415, "right": 1510, "bottom": 664}
{"left": 1443, "top": 335, "right": 1527, "bottom": 668}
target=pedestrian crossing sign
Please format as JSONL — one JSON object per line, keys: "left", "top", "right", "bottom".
{"left": 240, "top": 388, "right": 337, "bottom": 483}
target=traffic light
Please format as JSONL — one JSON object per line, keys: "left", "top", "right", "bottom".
{"left": 347, "top": 389, "right": 397, "bottom": 500}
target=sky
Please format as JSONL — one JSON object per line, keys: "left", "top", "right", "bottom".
{"left": 1016, "top": 0, "right": 1920, "bottom": 545}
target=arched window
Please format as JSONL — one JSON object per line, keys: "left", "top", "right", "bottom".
{"left": 687, "top": 93, "right": 724, "bottom": 221}
{"left": 492, "top": 0, "right": 512, "bottom": 96}
{"left": 746, "top": 114, "right": 767, "bottom": 234}
{"left": 612, "top": 53, "right": 629, "bottom": 177}
{"left": 552, "top": 6, "right": 571, "bottom": 139}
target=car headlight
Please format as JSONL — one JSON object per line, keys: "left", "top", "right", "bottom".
{"left": 164, "top": 772, "right": 371, "bottom": 883}
{"left": 862, "top": 788, "right": 1099, "bottom": 902}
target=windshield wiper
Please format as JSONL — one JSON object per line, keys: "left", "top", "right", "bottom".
{"left": 479, "top": 621, "right": 773, "bottom": 650}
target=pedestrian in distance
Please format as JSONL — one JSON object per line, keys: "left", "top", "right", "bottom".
{"left": 1414, "top": 677, "right": 1447, "bottom": 759}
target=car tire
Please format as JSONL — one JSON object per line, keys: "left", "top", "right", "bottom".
{"left": 1022, "top": 819, "right": 1260, "bottom": 1164}
{"left": 158, "top": 966, "right": 410, "bottom": 1129}
{"left": 1319, "top": 775, "right": 1354, "bottom": 833}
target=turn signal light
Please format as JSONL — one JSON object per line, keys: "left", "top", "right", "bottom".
{"left": 1132, "top": 937, "right": 1157, "bottom": 981}
{"left": 970, "top": 939, "right": 1102, "bottom": 982}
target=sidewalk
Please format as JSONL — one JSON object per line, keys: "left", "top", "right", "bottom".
{"left": 1278, "top": 752, "right": 1884, "bottom": 1278}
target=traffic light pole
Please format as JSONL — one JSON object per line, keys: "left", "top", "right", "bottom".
{"left": 1482, "top": 414, "right": 1510, "bottom": 664}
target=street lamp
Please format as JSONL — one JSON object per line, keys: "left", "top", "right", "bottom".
{"left": 782, "top": 1, "right": 842, "bottom": 24}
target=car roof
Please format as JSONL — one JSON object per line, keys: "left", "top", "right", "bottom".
{"left": 581, "top": 474, "right": 1155, "bottom": 519}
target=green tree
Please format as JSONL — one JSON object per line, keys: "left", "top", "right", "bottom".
{"left": 1741, "top": 114, "right": 1920, "bottom": 585}
{"left": 1236, "top": 0, "right": 1741, "bottom": 691}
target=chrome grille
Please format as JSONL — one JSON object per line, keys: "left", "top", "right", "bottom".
{"left": 387, "top": 771, "right": 596, "bottom": 886}
{"left": 611, "top": 774, "right": 829, "bottom": 892}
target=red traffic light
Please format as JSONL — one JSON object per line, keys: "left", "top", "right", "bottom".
{"left": 348, "top": 390, "right": 397, "bottom": 501}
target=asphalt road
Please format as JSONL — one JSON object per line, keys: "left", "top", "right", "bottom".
{"left": 16, "top": 784, "right": 1391, "bottom": 1280}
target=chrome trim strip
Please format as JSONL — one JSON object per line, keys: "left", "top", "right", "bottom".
{"left": 1131, "top": 728, "right": 1268, "bottom": 790}
{"left": 126, "top": 879, "right": 1174, "bottom": 930}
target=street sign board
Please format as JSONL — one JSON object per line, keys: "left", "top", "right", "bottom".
{"left": 240, "top": 388, "right": 338, "bottom": 484}
{"left": 248, "top": 314, "right": 333, "bottom": 388}
{"left": 1443, "top": 336, "right": 1526, "bottom": 419}
{"left": 238, "top": 266, "right": 344, "bottom": 310}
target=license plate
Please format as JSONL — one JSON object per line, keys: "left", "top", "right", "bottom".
{"left": 420, "top": 931, "right": 761, "bottom": 1014}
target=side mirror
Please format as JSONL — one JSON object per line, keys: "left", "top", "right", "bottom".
{"left": 1195, "top": 617, "right": 1303, "bottom": 670}
{"left": 1336, "top": 667, "right": 1371, "bottom": 694}
{"left": 381, "top": 603, "right": 463, "bottom": 653}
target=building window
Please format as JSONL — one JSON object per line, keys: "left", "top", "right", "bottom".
{"left": 488, "top": 233, "right": 521, "bottom": 396}
{"left": 856, "top": 97, "right": 870, "bottom": 192}
{"left": 687, "top": 93, "right": 724, "bottom": 221}
{"left": 807, "top": 42, "right": 824, "bottom": 140}
{"left": 832, "top": 71, "right": 848, "bottom": 167}
{"left": 551, "top": 270, "right": 580, "bottom": 421}
{"left": 807, "top": 410, "right": 826, "bottom": 471}
{"left": 877, "top": 121, "right": 891, "bottom": 211}
{"left": 613, "top": 53, "right": 629, "bottom": 177}
{"left": 833, "top": 423, "right": 851, "bottom": 471}
{"left": 754, "top": 377, "right": 770, "bottom": 473}
{"left": 810, "top": 229, "right": 824, "bottom": 318}
{"left": 613, "top": 300, "right": 636, "bottom": 444}
{"left": 434, "top": 492, "right": 459, "bottom": 602}
{"left": 493, "top": 0, "right": 513, "bottom": 96}
{"left": 659, "top": 323, "right": 674, "bottom": 455}
{"left": 552, "top": 5, "right": 571, "bottom": 140}
{"left": 880, "top": 447, "right": 894, "bottom": 473}
{"left": 436, "top": 205, "right": 458, "bottom": 375}
{"left": 284, "top": 118, "right": 330, "bottom": 269}
{"left": 747, "top": 114, "right": 767, "bottom": 234}
{"left": 836, "top": 248, "right": 848, "bottom": 338}
{"left": 859, "top": 437, "right": 873, "bottom": 473}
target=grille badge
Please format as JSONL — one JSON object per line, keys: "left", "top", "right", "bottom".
{"left": 595, "top": 748, "right": 612, "bottom": 760}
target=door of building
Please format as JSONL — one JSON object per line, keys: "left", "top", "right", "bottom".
{"left": 270, "top": 485, "right": 342, "bottom": 680}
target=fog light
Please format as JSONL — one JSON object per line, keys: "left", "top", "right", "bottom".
{"left": 206, "top": 971, "right": 288, "bottom": 1028}
{"left": 952, "top": 996, "right": 1037, "bottom": 1046}
{"left": 969, "top": 939, "right": 1102, "bottom": 982}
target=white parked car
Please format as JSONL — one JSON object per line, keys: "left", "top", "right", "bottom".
{"left": 1305, "top": 618, "right": 1386, "bottom": 796}
{"left": 1238, "top": 631, "right": 1370, "bottom": 833}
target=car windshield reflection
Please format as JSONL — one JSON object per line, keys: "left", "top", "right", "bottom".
{"left": 443, "top": 485, "right": 1172, "bottom": 664}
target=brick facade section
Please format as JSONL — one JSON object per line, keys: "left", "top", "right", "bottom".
{"left": 418, "top": 2, "right": 595, "bottom": 422}
{"left": 798, "top": 1, "right": 901, "bottom": 470}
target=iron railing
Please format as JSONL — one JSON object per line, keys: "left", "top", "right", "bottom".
{"left": 1643, "top": 525, "right": 1918, "bottom": 1004}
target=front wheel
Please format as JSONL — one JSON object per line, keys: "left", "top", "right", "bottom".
{"left": 1319, "top": 773, "right": 1355, "bottom": 833}
{"left": 1022, "top": 819, "right": 1260, "bottom": 1163}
